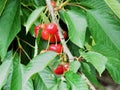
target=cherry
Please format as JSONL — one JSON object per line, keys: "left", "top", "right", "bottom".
{"left": 48, "top": 44, "right": 63, "bottom": 53}
{"left": 63, "top": 31, "right": 67, "bottom": 39}
{"left": 45, "top": 23, "right": 58, "bottom": 34}
{"left": 54, "top": 64, "right": 64, "bottom": 75}
{"left": 34, "top": 24, "right": 41, "bottom": 37}
{"left": 63, "top": 63, "right": 69, "bottom": 72}
{"left": 41, "top": 29, "right": 50, "bottom": 40}
{"left": 51, "top": 1, "right": 56, "bottom": 7}
{"left": 41, "top": 29, "right": 56, "bottom": 42}
{"left": 34, "top": 24, "right": 47, "bottom": 37}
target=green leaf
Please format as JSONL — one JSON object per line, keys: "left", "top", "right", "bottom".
{"left": 59, "top": 81, "right": 69, "bottom": 90}
{"left": 92, "top": 44, "right": 120, "bottom": 59}
{"left": 49, "top": 84, "right": 58, "bottom": 90}
{"left": 10, "top": 54, "right": 22, "bottom": 90}
{"left": 39, "top": 67, "right": 57, "bottom": 89}
{"left": 0, "top": 0, "right": 8, "bottom": 16}
{"left": 81, "top": 62, "right": 99, "bottom": 86}
{"left": 106, "top": 57, "right": 120, "bottom": 84}
{"left": 104, "top": 0, "right": 120, "bottom": 19}
{"left": 33, "top": 0, "right": 46, "bottom": 6}
{"left": 65, "top": 71, "right": 89, "bottom": 90}
{"left": 33, "top": 74, "right": 47, "bottom": 90}
{"left": 22, "top": 51, "right": 57, "bottom": 89}
{"left": 2, "top": 69, "right": 12, "bottom": 90}
{"left": 70, "top": 61, "right": 81, "bottom": 73}
{"left": 80, "top": 0, "right": 109, "bottom": 11}
{"left": 23, "top": 78, "right": 34, "bottom": 90}
{"left": 87, "top": 10, "right": 120, "bottom": 52}
{"left": 0, "top": 52, "right": 12, "bottom": 89}
{"left": 81, "top": 51, "right": 107, "bottom": 76}
{"left": 60, "top": 10, "right": 87, "bottom": 48}
{"left": 26, "top": 6, "right": 45, "bottom": 33}
{"left": 0, "top": 0, "right": 20, "bottom": 60}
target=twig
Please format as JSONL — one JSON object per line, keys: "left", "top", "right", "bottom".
{"left": 45, "top": 0, "right": 96, "bottom": 90}
{"left": 46, "top": 0, "right": 74, "bottom": 61}
{"left": 81, "top": 73, "right": 96, "bottom": 90}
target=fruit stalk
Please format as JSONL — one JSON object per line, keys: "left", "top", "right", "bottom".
{"left": 46, "top": 0, "right": 74, "bottom": 61}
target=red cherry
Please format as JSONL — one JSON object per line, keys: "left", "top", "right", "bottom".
{"left": 34, "top": 24, "right": 47, "bottom": 37}
{"left": 41, "top": 29, "right": 50, "bottom": 40}
{"left": 50, "top": 35, "right": 56, "bottom": 43}
{"left": 45, "top": 23, "right": 58, "bottom": 34}
{"left": 41, "top": 29, "right": 56, "bottom": 42}
{"left": 63, "top": 31, "right": 67, "bottom": 39}
{"left": 51, "top": 1, "right": 56, "bottom": 7}
{"left": 48, "top": 44, "right": 63, "bottom": 53}
{"left": 54, "top": 64, "right": 64, "bottom": 75}
{"left": 63, "top": 63, "right": 69, "bottom": 72}
{"left": 34, "top": 24, "right": 41, "bottom": 37}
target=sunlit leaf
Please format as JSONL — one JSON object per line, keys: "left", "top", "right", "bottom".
{"left": 105, "top": 0, "right": 120, "bottom": 19}
{"left": 81, "top": 51, "right": 107, "bottom": 76}
{"left": 22, "top": 51, "right": 57, "bottom": 89}
{"left": 26, "top": 6, "right": 45, "bottom": 33}
{"left": 60, "top": 10, "right": 87, "bottom": 48}
{"left": 0, "top": 52, "right": 12, "bottom": 89}
{"left": 65, "top": 71, "right": 89, "bottom": 90}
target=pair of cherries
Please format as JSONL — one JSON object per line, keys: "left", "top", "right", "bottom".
{"left": 54, "top": 63, "right": 69, "bottom": 75}
{"left": 34, "top": 23, "right": 67, "bottom": 53}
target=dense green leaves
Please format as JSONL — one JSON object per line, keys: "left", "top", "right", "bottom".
{"left": 22, "top": 51, "right": 57, "bottom": 89}
{"left": 106, "top": 57, "right": 120, "bottom": 84}
{"left": 60, "top": 9, "right": 87, "bottom": 48}
{"left": 1, "top": 0, "right": 120, "bottom": 89}
{"left": 0, "top": 0, "right": 8, "bottom": 15}
{"left": 104, "top": 0, "right": 120, "bottom": 19}
{"left": 81, "top": 51, "right": 107, "bottom": 76}
{"left": 65, "top": 71, "right": 89, "bottom": 90}
{"left": 0, "top": 0, "right": 20, "bottom": 60}
{"left": 26, "top": 6, "right": 45, "bottom": 33}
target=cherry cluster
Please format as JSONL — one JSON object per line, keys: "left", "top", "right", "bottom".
{"left": 34, "top": 23, "right": 69, "bottom": 75}
{"left": 34, "top": 23, "right": 67, "bottom": 53}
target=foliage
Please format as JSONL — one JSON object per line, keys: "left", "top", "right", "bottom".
{"left": 0, "top": 0, "right": 120, "bottom": 90}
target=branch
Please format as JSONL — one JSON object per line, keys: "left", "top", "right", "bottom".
{"left": 46, "top": 0, "right": 74, "bottom": 61}
{"left": 81, "top": 73, "right": 96, "bottom": 90}
{"left": 45, "top": 1, "right": 96, "bottom": 90}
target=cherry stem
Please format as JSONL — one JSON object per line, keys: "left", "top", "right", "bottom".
{"left": 16, "top": 36, "right": 31, "bottom": 61}
{"left": 46, "top": 35, "right": 51, "bottom": 50}
{"left": 66, "top": 3, "right": 87, "bottom": 11}
{"left": 19, "top": 37, "right": 35, "bottom": 48}
{"left": 57, "top": 0, "right": 70, "bottom": 10}
{"left": 54, "top": 35, "right": 57, "bottom": 45}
